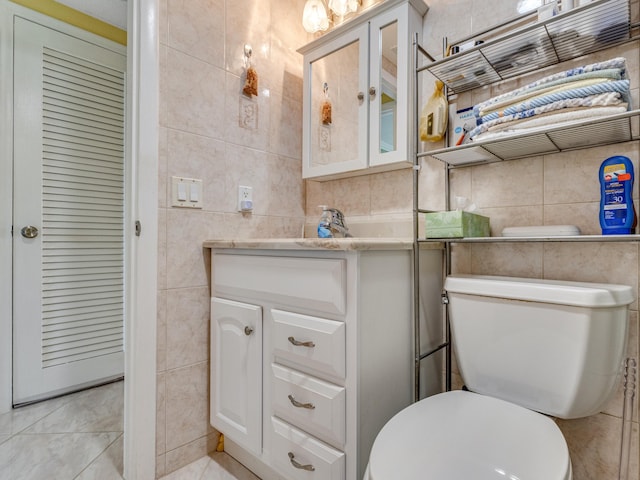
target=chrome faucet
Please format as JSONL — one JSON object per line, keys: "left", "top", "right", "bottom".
{"left": 327, "top": 208, "right": 352, "bottom": 238}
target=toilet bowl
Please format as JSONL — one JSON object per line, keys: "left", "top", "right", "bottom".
{"left": 365, "top": 274, "right": 633, "bottom": 480}
{"left": 365, "top": 390, "right": 572, "bottom": 480}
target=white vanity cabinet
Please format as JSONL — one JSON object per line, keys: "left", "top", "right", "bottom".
{"left": 299, "top": 0, "right": 428, "bottom": 180}
{"left": 207, "top": 240, "right": 443, "bottom": 480}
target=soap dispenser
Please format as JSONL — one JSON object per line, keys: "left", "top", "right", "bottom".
{"left": 318, "top": 205, "right": 333, "bottom": 238}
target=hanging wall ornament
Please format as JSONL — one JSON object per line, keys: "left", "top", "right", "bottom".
{"left": 321, "top": 82, "right": 332, "bottom": 125}
{"left": 242, "top": 44, "right": 258, "bottom": 97}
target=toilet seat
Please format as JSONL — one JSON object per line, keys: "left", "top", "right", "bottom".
{"left": 367, "top": 390, "right": 572, "bottom": 480}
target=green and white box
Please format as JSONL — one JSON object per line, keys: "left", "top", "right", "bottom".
{"left": 425, "top": 211, "right": 490, "bottom": 238}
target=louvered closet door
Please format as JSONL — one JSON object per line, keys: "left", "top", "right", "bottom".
{"left": 12, "top": 17, "right": 126, "bottom": 405}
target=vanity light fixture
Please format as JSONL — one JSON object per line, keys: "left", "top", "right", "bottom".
{"left": 302, "top": 0, "right": 330, "bottom": 33}
{"left": 302, "top": 0, "right": 364, "bottom": 33}
{"left": 328, "top": 0, "right": 359, "bottom": 17}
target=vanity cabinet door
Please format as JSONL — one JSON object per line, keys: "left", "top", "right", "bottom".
{"left": 210, "top": 297, "right": 262, "bottom": 456}
{"left": 302, "top": 24, "right": 369, "bottom": 179}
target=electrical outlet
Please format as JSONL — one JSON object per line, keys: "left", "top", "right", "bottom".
{"left": 238, "top": 185, "right": 253, "bottom": 212}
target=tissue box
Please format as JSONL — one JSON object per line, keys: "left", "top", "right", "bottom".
{"left": 425, "top": 211, "right": 490, "bottom": 238}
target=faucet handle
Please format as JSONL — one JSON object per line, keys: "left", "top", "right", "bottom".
{"left": 327, "top": 208, "right": 352, "bottom": 238}
{"left": 327, "top": 207, "right": 344, "bottom": 218}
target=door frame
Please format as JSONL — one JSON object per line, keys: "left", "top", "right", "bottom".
{"left": 0, "top": 1, "right": 158, "bottom": 478}
{"left": 124, "top": 0, "right": 158, "bottom": 477}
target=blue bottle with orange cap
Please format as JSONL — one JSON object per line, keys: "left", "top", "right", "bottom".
{"left": 599, "top": 155, "right": 636, "bottom": 235}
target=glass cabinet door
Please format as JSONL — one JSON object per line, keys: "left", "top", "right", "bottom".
{"left": 369, "top": 6, "right": 410, "bottom": 168}
{"left": 303, "top": 25, "right": 369, "bottom": 178}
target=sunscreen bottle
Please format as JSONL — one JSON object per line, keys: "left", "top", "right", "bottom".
{"left": 599, "top": 155, "right": 636, "bottom": 235}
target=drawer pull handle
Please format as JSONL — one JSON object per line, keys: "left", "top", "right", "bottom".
{"left": 288, "top": 452, "right": 315, "bottom": 471}
{"left": 244, "top": 326, "right": 254, "bottom": 336}
{"left": 288, "top": 394, "right": 315, "bottom": 410}
{"left": 288, "top": 336, "right": 315, "bottom": 348}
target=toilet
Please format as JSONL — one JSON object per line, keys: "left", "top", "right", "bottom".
{"left": 365, "top": 274, "right": 633, "bottom": 480}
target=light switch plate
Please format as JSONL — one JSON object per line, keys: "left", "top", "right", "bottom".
{"left": 171, "top": 176, "right": 203, "bottom": 209}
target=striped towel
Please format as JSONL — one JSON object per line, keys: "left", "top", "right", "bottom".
{"left": 468, "top": 92, "right": 624, "bottom": 140}
{"left": 474, "top": 57, "right": 627, "bottom": 117}
{"left": 479, "top": 79, "right": 629, "bottom": 122}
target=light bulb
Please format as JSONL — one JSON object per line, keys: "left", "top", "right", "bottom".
{"left": 302, "top": 0, "right": 329, "bottom": 33}
{"left": 328, "top": 0, "right": 358, "bottom": 17}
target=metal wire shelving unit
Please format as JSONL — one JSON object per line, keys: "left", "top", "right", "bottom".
{"left": 411, "top": 0, "right": 639, "bottom": 402}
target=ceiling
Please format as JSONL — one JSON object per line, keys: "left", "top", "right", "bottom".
{"left": 57, "top": 0, "right": 127, "bottom": 30}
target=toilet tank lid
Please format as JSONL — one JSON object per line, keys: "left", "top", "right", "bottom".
{"left": 444, "top": 274, "right": 634, "bottom": 307}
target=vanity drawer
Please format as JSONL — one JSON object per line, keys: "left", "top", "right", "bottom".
{"left": 272, "top": 363, "right": 346, "bottom": 448}
{"left": 271, "top": 309, "right": 345, "bottom": 379}
{"left": 271, "top": 417, "right": 345, "bottom": 480}
{"left": 213, "top": 254, "right": 346, "bottom": 316}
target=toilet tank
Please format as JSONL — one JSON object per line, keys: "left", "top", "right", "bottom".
{"left": 444, "top": 274, "right": 633, "bottom": 419}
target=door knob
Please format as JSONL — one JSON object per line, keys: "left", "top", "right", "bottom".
{"left": 20, "top": 225, "right": 39, "bottom": 238}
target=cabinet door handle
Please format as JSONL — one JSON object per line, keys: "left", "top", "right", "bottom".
{"left": 369, "top": 86, "right": 376, "bottom": 98}
{"left": 288, "top": 394, "right": 315, "bottom": 410}
{"left": 357, "top": 91, "right": 364, "bottom": 101}
{"left": 244, "top": 326, "right": 254, "bottom": 336}
{"left": 288, "top": 452, "right": 315, "bottom": 471}
{"left": 288, "top": 336, "right": 315, "bottom": 348}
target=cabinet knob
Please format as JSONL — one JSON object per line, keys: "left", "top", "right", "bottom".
{"left": 244, "top": 326, "right": 254, "bottom": 336}
{"left": 288, "top": 336, "right": 315, "bottom": 348}
{"left": 288, "top": 394, "right": 315, "bottom": 410}
{"left": 369, "top": 86, "right": 376, "bottom": 98}
{"left": 357, "top": 91, "right": 365, "bottom": 101}
{"left": 288, "top": 452, "right": 315, "bottom": 471}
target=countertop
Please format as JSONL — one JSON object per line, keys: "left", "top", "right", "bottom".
{"left": 203, "top": 238, "right": 443, "bottom": 251}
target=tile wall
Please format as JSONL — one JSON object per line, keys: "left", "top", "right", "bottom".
{"left": 155, "top": 0, "right": 640, "bottom": 477}
{"left": 156, "top": 0, "right": 308, "bottom": 475}
{"left": 306, "top": 0, "right": 640, "bottom": 478}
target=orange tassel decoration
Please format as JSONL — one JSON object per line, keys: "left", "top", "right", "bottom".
{"left": 242, "top": 45, "right": 258, "bottom": 97}
{"left": 243, "top": 66, "right": 258, "bottom": 97}
{"left": 321, "top": 82, "right": 332, "bottom": 125}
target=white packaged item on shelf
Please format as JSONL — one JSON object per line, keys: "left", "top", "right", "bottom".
{"left": 501, "top": 225, "right": 582, "bottom": 237}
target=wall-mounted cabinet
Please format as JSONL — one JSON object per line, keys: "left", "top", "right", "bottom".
{"left": 299, "top": 0, "right": 427, "bottom": 180}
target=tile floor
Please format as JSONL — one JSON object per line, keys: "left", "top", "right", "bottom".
{"left": 159, "top": 453, "right": 259, "bottom": 480}
{"left": 0, "top": 381, "right": 124, "bottom": 480}
{"left": 0, "top": 380, "right": 258, "bottom": 480}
